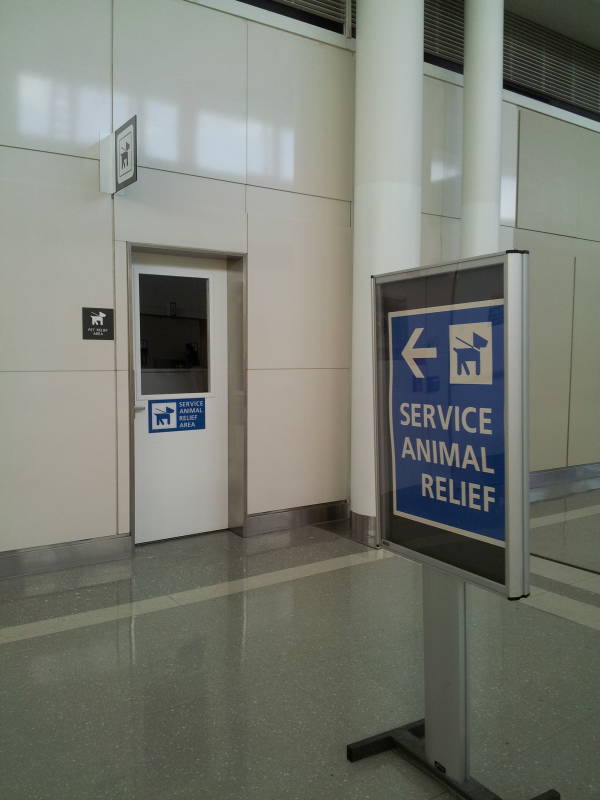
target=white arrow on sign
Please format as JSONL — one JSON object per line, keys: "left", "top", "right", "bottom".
{"left": 401, "top": 327, "right": 437, "bottom": 378}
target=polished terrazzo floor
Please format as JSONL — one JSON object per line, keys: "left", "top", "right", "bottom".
{"left": 1, "top": 522, "right": 599, "bottom": 800}
{"left": 530, "top": 489, "right": 600, "bottom": 573}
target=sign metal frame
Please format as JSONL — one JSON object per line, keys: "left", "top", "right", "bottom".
{"left": 372, "top": 251, "right": 529, "bottom": 599}
{"left": 114, "top": 115, "right": 137, "bottom": 193}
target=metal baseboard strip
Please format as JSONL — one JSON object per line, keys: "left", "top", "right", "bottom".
{"left": 530, "top": 463, "right": 600, "bottom": 502}
{"left": 3, "top": 462, "right": 595, "bottom": 578}
{"left": 349, "top": 512, "right": 379, "bottom": 548}
{"left": 243, "top": 501, "right": 348, "bottom": 537}
{"left": 0, "top": 535, "right": 133, "bottom": 580}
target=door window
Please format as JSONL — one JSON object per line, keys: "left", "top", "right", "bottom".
{"left": 139, "top": 274, "right": 209, "bottom": 395}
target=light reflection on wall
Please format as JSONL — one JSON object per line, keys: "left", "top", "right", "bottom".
{"left": 247, "top": 118, "right": 270, "bottom": 177}
{"left": 145, "top": 100, "right": 179, "bottom": 162}
{"left": 278, "top": 128, "right": 294, "bottom": 182}
{"left": 501, "top": 174, "right": 517, "bottom": 225}
{"left": 18, "top": 73, "right": 110, "bottom": 146}
{"left": 430, "top": 157, "right": 516, "bottom": 224}
{"left": 18, "top": 75, "right": 51, "bottom": 137}
{"left": 430, "top": 158, "right": 460, "bottom": 184}
{"left": 196, "top": 111, "right": 245, "bottom": 177}
{"left": 53, "top": 85, "right": 70, "bottom": 141}
{"left": 18, "top": 71, "right": 296, "bottom": 184}
{"left": 78, "top": 86, "right": 111, "bottom": 144}
{"left": 247, "top": 119, "right": 295, "bottom": 184}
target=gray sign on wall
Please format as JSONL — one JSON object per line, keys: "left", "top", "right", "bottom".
{"left": 82, "top": 308, "right": 114, "bottom": 340}
{"left": 114, "top": 115, "right": 137, "bottom": 192}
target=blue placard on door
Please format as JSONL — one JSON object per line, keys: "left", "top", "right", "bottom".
{"left": 148, "top": 398, "right": 205, "bottom": 433}
{"left": 389, "top": 300, "right": 505, "bottom": 544}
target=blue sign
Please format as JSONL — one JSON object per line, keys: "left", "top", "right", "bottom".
{"left": 148, "top": 398, "right": 205, "bottom": 433}
{"left": 389, "top": 300, "right": 504, "bottom": 544}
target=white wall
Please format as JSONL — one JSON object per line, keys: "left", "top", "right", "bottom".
{"left": 420, "top": 85, "right": 600, "bottom": 473}
{"left": 114, "top": 0, "right": 247, "bottom": 182}
{"left": 0, "top": 0, "right": 354, "bottom": 551}
{"left": 0, "top": 0, "right": 112, "bottom": 158}
{"left": 517, "top": 109, "right": 600, "bottom": 469}
{"left": 246, "top": 187, "right": 352, "bottom": 513}
{"left": 1, "top": 0, "right": 598, "bottom": 553}
{"left": 518, "top": 110, "right": 600, "bottom": 241}
{"left": 0, "top": 0, "right": 116, "bottom": 552}
{"left": 514, "top": 229, "right": 576, "bottom": 471}
{"left": 569, "top": 240, "right": 600, "bottom": 466}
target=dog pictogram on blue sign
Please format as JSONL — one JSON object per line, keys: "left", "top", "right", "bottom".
{"left": 148, "top": 399, "right": 205, "bottom": 433}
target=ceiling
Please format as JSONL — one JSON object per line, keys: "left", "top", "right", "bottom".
{"left": 505, "top": 0, "right": 600, "bottom": 51}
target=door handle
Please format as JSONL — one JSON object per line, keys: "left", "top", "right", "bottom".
{"left": 134, "top": 405, "right": 145, "bottom": 413}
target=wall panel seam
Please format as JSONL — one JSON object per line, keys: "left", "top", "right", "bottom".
{"left": 566, "top": 256, "right": 577, "bottom": 465}
{"left": 245, "top": 182, "right": 352, "bottom": 204}
{"left": 514, "top": 226, "right": 600, "bottom": 246}
{"left": 245, "top": 19, "right": 249, "bottom": 186}
{"left": 0, "top": 143, "right": 98, "bottom": 162}
{"left": 0, "top": 150, "right": 352, "bottom": 208}
{"left": 0, "top": 370, "right": 122, "bottom": 374}
{"left": 515, "top": 109, "right": 522, "bottom": 227}
{"left": 124, "top": 164, "right": 352, "bottom": 206}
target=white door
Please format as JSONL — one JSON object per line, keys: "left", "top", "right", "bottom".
{"left": 132, "top": 252, "right": 228, "bottom": 543}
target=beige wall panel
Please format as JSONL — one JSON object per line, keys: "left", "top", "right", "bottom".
{"left": 114, "top": 0, "right": 246, "bottom": 182}
{"left": 421, "top": 79, "right": 516, "bottom": 225}
{"left": 116, "top": 370, "right": 130, "bottom": 534}
{"left": 114, "top": 168, "right": 246, "bottom": 253}
{"left": 421, "top": 214, "right": 442, "bottom": 265}
{"left": 421, "top": 216, "right": 513, "bottom": 267}
{"left": 246, "top": 185, "right": 350, "bottom": 226}
{"left": 574, "top": 128, "right": 600, "bottom": 241}
{"left": 518, "top": 110, "right": 581, "bottom": 238}
{"left": 422, "top": 79, "right": 444, "bottom": 217}
{"left": 441, "top": 216, "right": 462, "bottom": 261}
{"left": 0, "top": 0, "right": 111, "bottom": 158}
{"left": 0, "top": 371, "right": 117, "bottom": 551}
{"left": 422, "top": 77, "right": 462, "bottom": 218}
{"left": 515, "top": 229, "right": 575, "bottom": 471}
{"left": 568, "top": 240, "right": 600, "bottom": 465}
{"left": 247, "top": 369, "right": 350, "bottom": 514}
{"left": 0, "top": 148, "right": 114, "bottom": 372}
{"left": 247, "top": 22, "right": 354, "bottom": 200}
{"left": 499, "top": 225, "right": 515, "bottom": 251}
{"left": 247, "top": 190, "right": 351, "bottom": 370}
{"left": 420, "top": 214, "right": 462, "bottom": 266}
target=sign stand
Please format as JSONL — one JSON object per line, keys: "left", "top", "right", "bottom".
{"left": 347, "top": 252, "right": 560, "bottom": 800}
{"left": 347, "top": 717, "right": 558, "bottom": 800}
{"left": 422, "top": 568, "right": 467, "bottom": 781}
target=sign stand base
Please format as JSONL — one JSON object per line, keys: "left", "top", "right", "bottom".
{"left": 346, "top": 721, "right": 560, "bottom": 800}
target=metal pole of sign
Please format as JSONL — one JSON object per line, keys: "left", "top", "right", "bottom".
{"left": 422, "top": 568, "right": 468, "bottom": 780}
{"left": 422, "top": 252, "right": 530, "bottom": 782}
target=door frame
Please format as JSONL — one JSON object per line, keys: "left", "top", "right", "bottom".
{"left": 126, "top": 242, "right": 247, "bottom": 544}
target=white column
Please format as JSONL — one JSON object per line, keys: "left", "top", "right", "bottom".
{"left": 422, "top": 1, "right": 505, "bottom": 783}
{"left": 351, "top": 0, "right": 424, "bottom": 527}
{"left": 461, "top": 0, "right": 504, "bottom": 257}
